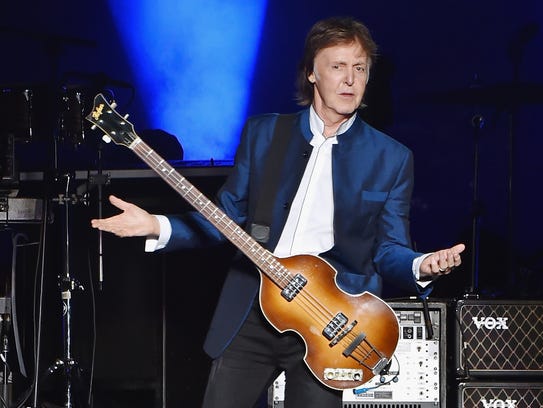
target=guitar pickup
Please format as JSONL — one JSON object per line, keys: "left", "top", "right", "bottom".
{"left": 280, "top": 274, "right": 307, "bottom": 301}
{"left": 323, "top": 313, "right": 348, "bottom": 340}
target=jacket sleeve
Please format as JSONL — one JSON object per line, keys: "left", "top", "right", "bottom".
{"left": 372, "top": 148, "right": 431, "bottom": 295}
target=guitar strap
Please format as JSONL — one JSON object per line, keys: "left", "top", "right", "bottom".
{"left": 250, "top": 113, "right": 297, "bottom": 244}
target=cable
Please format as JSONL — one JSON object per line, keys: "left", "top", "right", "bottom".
{"left": 31, "top": 198, "right": 50, "bottom": 408}
{"left": 85, "top": 247, "right": 97, "bottom": 408}
{"left": 352, "top": 353, "right": 400, "bottom": 395}
{"left": 11, "top": 233, "right": 29, "bottom": 379}
{"left": 420, "top": 296, "right": 434, "bottom": 340}
{"left": 0, "top": 229, "right": 43, "bottom": 408}
{"left": 453, "top": 301, "right": 471, "bottom": 380}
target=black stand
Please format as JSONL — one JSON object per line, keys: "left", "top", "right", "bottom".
{"left": 465, "top": 114, "right": 485, "bottom": 298}
{"left": 88, "top": 141, "right": 110, "bottom": 291}
{"left": 44, "top": 173, "right": 85, "bottom": 408}
{"left": 1, "top": 309, "right": 12, "bottom": 408}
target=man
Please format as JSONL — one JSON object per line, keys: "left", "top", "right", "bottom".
{"left": 91, "top": 16, "right": 464, "bottom": 407}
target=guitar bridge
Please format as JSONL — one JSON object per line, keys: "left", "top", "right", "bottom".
{"left": 328, "top": 320, "right": 357, "bottom": 346}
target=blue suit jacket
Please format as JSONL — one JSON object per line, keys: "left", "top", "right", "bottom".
{"left": 163, "top": 109, "right": 429, "bottom": 358}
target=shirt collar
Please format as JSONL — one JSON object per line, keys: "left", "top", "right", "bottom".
{"left": 309, "top": 105, "right": 357, "bottom": 145}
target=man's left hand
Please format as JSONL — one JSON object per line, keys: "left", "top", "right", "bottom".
{"left": 419, "top": 243, "right": 465, "bottom": 280}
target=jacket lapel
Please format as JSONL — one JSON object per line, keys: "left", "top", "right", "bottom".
{"left": 266, "top": 110, "right": 313, "bottom": 250}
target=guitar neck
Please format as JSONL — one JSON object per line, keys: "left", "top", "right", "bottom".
{"left": 128, "top": 135, "right": 287, "bottom": 285}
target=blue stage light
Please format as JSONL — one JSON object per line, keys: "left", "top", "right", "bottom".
{"left": 107, "top": 0, "right": 267, "bottom": 161}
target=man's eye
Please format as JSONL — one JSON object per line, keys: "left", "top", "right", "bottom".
{"left": 355, "top": 66, "right": 366, "bottom": 72}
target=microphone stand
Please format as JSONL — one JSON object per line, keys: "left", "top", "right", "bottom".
{"left": 90, "top": 141, "right": 109, "bottom": 291}
{"left": 1, "top": 313, "right": 11, "bottom": 407}
{"left": 465, "top": 114, "right": 484, "bottom": 298}
{"left": 46, "top": 173, "right": 85, "bottom": 408}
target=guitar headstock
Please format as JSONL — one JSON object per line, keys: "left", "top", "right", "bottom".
{"left": 85, "top": 93, "right": 138, "bottom": 147}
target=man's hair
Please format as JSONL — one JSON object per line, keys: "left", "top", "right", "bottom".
{"left": 295, "top": 17, "right": 378, "bottom": 106}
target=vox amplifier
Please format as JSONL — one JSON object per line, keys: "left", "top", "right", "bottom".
{"left": 457, "top": 382, "right": 543, "bottom": 408}
{"left": 454, "top": 300, "right": 543, "bottom": 377}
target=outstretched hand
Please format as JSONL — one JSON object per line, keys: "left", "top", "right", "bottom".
{"left": 419, "top": 243, "right": 465, "bottom": 280}
{"left": 90, "top": 195, "right": 160, "bottom": 238}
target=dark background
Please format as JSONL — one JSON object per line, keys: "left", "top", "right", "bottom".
{"left": 1, "top": 1, "right": 542, "bottom": 407}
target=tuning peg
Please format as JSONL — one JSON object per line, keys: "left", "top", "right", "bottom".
{"left": 102, "top": 135, "right": 112, "bottom": 143}
{"left": 123, "top": 114, "right": 129, "bottom": 119}
{"left": 111, "top": 101, "right": 118, "bottom": 109}
{"left": 91, "top": 125, "right": 97, "bottom": 130}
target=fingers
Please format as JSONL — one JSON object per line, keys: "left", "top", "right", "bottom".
{"left": 90, "top": 195, "right": 128, "bottom": 234}
{"left": 91, "top": 215, "right": 128, "bottom": 237}
{"left": 109, "top": 195, "right": 132, "bottom": 210}
{"left": 90, "top": 217, "right": 113, "bottom": 232}
{"left": 452, "top": 243, "right": 466, "bottom": 255}
{"left": 425, "top": 243, "right": 464, "bottom": 277}
{"left": 90, "top": 196, "right": 155, "bottom": 237}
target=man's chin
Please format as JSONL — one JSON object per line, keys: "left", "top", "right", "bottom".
{"left": 336, "top": 103, "right": 361, "bottom": 116}
{"left": 337, "top": 108, "right": 358, "bottom": 117}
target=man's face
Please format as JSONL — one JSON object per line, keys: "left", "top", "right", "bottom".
{"left": 308, "top": 41, "right": 369, "bottom": 123}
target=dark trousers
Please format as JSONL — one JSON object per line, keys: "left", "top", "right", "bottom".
{"left": 201, "top": 301, "right": 343, "bottom": 408}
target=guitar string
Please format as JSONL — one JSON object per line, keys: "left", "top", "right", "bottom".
{"left": 131, "top": 141, "right": 386, "bottom": 372}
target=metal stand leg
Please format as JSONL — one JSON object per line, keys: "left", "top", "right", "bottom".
{"left": 1, "top": 313, "right": 12, "bottom": 408}
{"left": 43, "top": 174, "right": 85, "bottom": 408}
{"left": 464, "top": 114, "right": 485, "bottom": 299}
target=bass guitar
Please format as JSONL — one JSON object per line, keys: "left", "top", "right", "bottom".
{"left": 86, "top": 93, "right": 399, "bottom": 390}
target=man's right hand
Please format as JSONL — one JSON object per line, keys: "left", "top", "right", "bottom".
{"left": 90, "top": 195, "right": 161, "bottom": 238}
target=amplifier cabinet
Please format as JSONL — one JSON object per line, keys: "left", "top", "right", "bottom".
{"left": 457, "top": 382, "right": 543, "bottom": 408}
{"left": 454, "top": 300, "right": 543, "bottom": 377}
{"left": 0, "top": 197, "right": 44, "bottom": 223}
{"left": 269, "top": 301, "right": 448, "bottom": 408}
{"left": 342, "top": 300, "right": 447, "bottom": 408}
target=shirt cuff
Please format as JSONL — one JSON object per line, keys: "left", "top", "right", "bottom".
{"left": 144, "top": 215, "right": 172, "bottom": 252}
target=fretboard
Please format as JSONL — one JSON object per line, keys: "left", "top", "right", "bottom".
{"left": 129, "top": 136, "right": 290, "bottom": 287}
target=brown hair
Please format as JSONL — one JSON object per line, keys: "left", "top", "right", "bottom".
{"left": 295, "top": 17, "right": 378, "bottom": 106}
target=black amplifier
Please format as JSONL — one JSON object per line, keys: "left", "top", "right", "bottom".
{"left": 342, "top": 300, "right": 448, "bottom": 408}
{"left": 0, "top": 197, "right": 44, "bottom": 223}
{"left": 454, "top": 300, "right": 543, "bottom": 377}
{"left": 270, "top": 300, "right": 449, "bottom": 408}
{"left": 457, "top": 382, "right": 543, "bottom": 408}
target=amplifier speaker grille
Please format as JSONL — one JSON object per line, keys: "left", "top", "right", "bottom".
{"left": 455, "top": 300, "right": 543, "bottom": 376}
{"left": 458, "top": 382, "right": 543, "bottom": 408}
{"left": 343, "top": 404, "right": 423, "bottom": 408}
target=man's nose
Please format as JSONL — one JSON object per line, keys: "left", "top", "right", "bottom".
{"left": 345, "top": 70, "right": 354, "bottom": 85}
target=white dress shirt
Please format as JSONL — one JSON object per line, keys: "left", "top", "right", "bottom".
{"left": 273, "top": 106, "right": 355, "bottom": 257}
